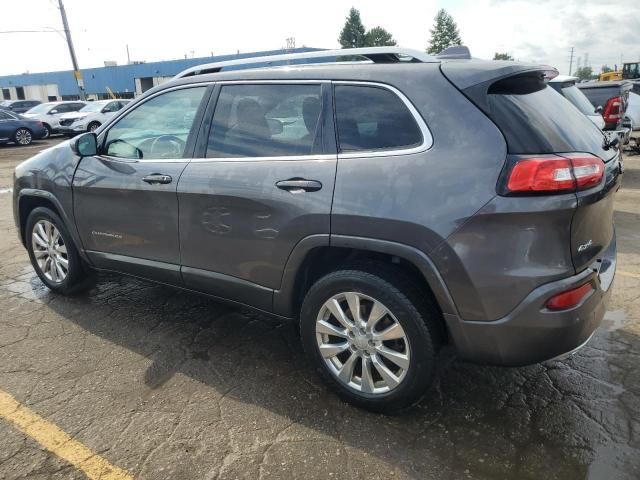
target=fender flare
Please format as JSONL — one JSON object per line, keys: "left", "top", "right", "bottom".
{"left": 272, "top": 234, "right": 459, "bottom": 318}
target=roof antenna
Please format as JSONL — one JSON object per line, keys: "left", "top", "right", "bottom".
{"left": 437, "top": 46, "right": 471, "bottom": 60}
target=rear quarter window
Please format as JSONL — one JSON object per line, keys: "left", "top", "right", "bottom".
{"left": 334, "top": 85, "right": 423, "bottom": 152}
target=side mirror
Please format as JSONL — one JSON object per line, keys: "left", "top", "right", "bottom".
{"left": 595, "top": 105, "right": 603, "bottom": 115}
{"left": 49, "top": 110, "right": 58, "bottom": 115}
{"left": 71, "top": 132, "right": 98, "bottom": 157}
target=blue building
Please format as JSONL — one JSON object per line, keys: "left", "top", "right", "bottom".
{"left": 0, "top": 47, "right": 321, "bottom": 102}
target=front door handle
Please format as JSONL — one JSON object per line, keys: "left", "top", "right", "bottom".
{"left": 142, "top": 173, "right": 172, "bottom": 185}
{"left": 275, "top": 178, "right": 322, "bottom": 193}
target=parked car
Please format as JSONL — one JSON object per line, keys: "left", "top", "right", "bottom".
{"left": 0, "top": 100, "right": 42, "bottom": 114}
{"left": 0, "top": 109, "right": 47, "bottom": 146}
{"left": 549, "top": 75, "right": 605, "bottom": 130}
{"left": 626, "top": 91, "right": 640, "bottom": 152}
{"left": 577, "top": 80, "right": 632, "bottom": 144}
{"left": 22, "top": 101, "right": 86, "bottom": 138}
{"left": 12, "top": 47, "right": 620, "bottom": 412}
{"left": 58, "top": 99, "right": 131, "bottom": 135}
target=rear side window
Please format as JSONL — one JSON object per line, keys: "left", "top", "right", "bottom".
{"left": 486, "top": 76, "right": 610, "bottom": 157}
{"left": 207, "top": 84, "right": 323, "bottom": 158}
{"left": 334, "top": 85, "right": 422, "bottom": 152}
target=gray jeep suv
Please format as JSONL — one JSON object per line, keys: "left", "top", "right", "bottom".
{"left": 12, "top": 47, "right": 620, "bottom": 412}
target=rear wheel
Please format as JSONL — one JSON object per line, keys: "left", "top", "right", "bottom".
{"left": 14, "top": 128, "right": 33, "bottom": 146}
{"left": 25, "top": 207, "right": 93, "bottom": 294}
{"left": 42, "top": 124, "right": 51, "bottom": 139}
{"left": 300, "top": 267, "right": 440, "bottom": 413}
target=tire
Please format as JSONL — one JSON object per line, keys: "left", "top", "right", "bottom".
{"left": 25, "top": 207, "right": 94, "bottom": 295}
{"left": 87, "top": 122, "right": 101, "bottom": 132}
{"left": 14, "top": 128, "right": 33, "bottom": 146}
{"left": 42, "top": 124, "right": 51, "bottom": 139}
{"left": 300, "top": 265, "right": 441, "bottom": 413}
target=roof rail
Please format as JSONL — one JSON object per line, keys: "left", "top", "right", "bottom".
{"left": 174, "top": 47, "right": 437, "bottom": 79}
{"left": 436, "top": 46, "right": 472, "bottom": 60}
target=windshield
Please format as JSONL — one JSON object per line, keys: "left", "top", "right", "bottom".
{"left": 562, "top": 85, "right": 596, "bottom": 116}
{"left": 26, "top": 103, "right": 54, "bottom": 114}
{"left": 80, "top": 102, "right": 105, "bottom": 113}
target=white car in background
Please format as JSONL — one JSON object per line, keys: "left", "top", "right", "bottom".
{"left": 58, "top": 99, "right": 130, "bottom": 135}
{"left": 548, "top": 75, "right": 606, "bottom": 130}
{"left": 22, "top": 101, "right": 86, "bottom": 138}
{"left": 626, "top": 91, "right": 640, "bottom": 152}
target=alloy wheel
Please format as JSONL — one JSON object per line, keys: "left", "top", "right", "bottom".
{"left": 31, "top": 220, "right": 69, "bottom": 283}
{"left": 315, "top": 292, "right": 410, "bottom": 394}
{"left": 15, "top": 128, "right": 32, "bottom": 145}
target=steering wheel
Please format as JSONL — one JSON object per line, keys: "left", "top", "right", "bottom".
{"left": 148, "top": 135, "right": 186, "bottom": 159}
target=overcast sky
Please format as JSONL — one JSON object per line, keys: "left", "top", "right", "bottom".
{"left": 1, "top": 0, "right": 638, "bottom": 76}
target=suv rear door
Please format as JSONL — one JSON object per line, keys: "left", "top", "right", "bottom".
{"left": 72, "top": 85, "right": 210, "bottom": 284}
{"left": 177, "top": 82, "right": 336, "bottom": 311}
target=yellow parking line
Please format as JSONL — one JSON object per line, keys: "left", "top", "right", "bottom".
{"left": 618, "top": 270, "right": 640, "bottom": 279}
{"left": 0, "top": 390, "right": 134, "bottom": 480}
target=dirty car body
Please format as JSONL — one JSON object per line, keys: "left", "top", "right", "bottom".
{"left": 12, "top": 48, "right": 621, "bottom": 412}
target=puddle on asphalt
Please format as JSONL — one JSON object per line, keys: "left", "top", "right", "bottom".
{"left": 601, "top": 309, "right": 628, "bottom": 331}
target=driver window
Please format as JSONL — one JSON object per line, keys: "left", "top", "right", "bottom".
{"left": 103, "top": 87, "right": 206, "bottom": 160}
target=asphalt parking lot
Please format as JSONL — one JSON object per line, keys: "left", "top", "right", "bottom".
{"left": 0, "top": 138, "right": 639, "bottom": 480}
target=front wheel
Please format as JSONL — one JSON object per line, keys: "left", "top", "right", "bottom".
{"left": 25, "top": 207, "right": 94, "bottom": 294}
{"left": 42, "top": 124, "right": 51, "bottom": 139}
{"left": 300, "top": 267, "right": 441, "bottom": 413}
{"left": 88, "top": 121, "right": 101, "bottom": 132}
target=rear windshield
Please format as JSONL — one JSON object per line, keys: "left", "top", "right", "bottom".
{"left": 486, "top": 76, "right": 613, "bottom": 159}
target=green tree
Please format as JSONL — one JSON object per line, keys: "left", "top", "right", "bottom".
{"left": 426, "top": 9, "right": 462, "bottom": 54}
{"left": 365, "top": 26, "right": 397, "bottom": 47}
{"left": 339, "top": 7, "right": 366, "bottom": 48}
{"left": 601, "top": 65, "right": 612, "bottom": 73}
{"left": 493, "top": 52, "right": 514, "bottom": 61}
{"left": 575, "top": 66, "right": 594, "bottom": 81}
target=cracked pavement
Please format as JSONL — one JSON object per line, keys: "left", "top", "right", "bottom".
{"left": 0, "top": 139, "right": 639, "bottom": 479}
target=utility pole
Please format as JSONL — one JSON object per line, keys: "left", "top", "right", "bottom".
{"left": 57, "top": 0, "right": 85, "bottom": 100}
{"left": 568, "top": 46, "right": 575, "bottom": 75}
{"left": 126, "top": 44, "right": 131, "bottom": 65}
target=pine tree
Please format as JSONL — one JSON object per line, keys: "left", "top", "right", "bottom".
{"left": 493, "top": 52, "right": 514, "bottom": 61}
{"left": 365, "top": 26, "right": 397, "bottom": 47}
{"left": 426, "top": 9, "right": 462, "bottom": 55}
{"left": 339, "top": 7, "right": 366, "bottom": 48}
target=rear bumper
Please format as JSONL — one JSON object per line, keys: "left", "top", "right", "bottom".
{"left": 446, "top": 233, "right": 616, "bottom": 366}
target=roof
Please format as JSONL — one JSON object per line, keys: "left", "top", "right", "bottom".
{"left": 549, "top": 75, "right": 578, "bottom": 83}
{"left": 577, "top": 80, "right": 633, "bottom": 90}
{"left": 174, "top": 47, "right": 437, "bottom": 78}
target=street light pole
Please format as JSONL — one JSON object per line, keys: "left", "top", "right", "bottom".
{"left": 57, "top": 0, "right": 85, "bottom": 100}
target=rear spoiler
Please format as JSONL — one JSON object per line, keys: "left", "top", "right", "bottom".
{"left": 440, "top": 61, "right": 558, "bottom": 113}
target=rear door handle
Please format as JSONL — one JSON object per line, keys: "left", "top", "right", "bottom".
{"left": 142, "top": 173, "right": 173, "bottom": 185}
{"left": 275, "top": 179, "right": 322, "bottom": 193}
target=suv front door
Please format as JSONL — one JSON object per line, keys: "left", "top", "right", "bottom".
{"left": 177, "top": 82, "right": 336, "bottom": 311}
{"left": 72, "top": 85, "right": 209, "bottom": 284}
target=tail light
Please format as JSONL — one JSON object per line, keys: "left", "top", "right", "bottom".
{"left": 546, "top": 282, "right": 593, "bottom": 311}
{"left": 506, "top": 153, "right": 604, "bottom": 194}
{"left": 603, "top": 96, "right": 622, "bottom": 124}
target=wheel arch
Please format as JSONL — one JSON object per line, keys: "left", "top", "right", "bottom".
{"left": 16, "top": 189, "right": 90, "bottom": 264}
{"left": 273, "top": 235, "right": 459, "bottom": 323}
